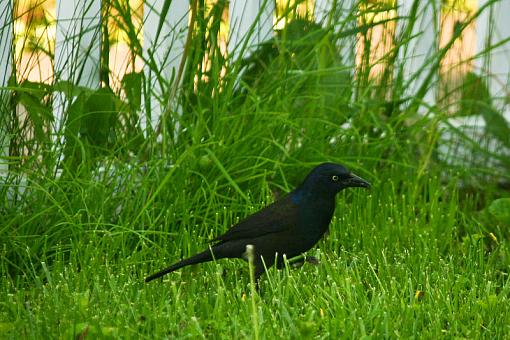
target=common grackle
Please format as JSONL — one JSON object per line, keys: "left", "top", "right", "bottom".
{"left": 145, "top": 163, "right": 370, "bottom": 283}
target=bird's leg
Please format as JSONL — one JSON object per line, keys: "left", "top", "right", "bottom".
{"left": 253, "top": 264, "right": 266, "bottom": 293}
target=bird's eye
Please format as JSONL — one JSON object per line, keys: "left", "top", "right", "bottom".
{"left": 331, "top": 175, "right": 339, "bottom": 182}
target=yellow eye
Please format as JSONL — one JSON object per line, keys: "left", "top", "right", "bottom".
{"left": 332, "top": 175, "right": 339, "bottom": 182}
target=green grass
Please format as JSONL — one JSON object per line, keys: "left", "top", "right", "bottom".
{"left": 1, "top": 164, "right": 509, "bottom": 338}
{"left": 2, "top": 0, "right": 510, "bottom": 338}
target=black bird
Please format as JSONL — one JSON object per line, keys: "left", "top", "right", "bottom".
{"left": 145, "top": 163, "right": 370, "bottom": 283}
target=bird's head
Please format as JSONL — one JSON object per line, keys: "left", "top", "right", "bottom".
{"left": 299, "top": 163, "right": 371, "bottom": 197}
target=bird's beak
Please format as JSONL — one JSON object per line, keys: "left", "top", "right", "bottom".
{"left": 347, "top": 173, "right": 371, "bottom": 188}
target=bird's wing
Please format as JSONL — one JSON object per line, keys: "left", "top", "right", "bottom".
{"left": 212, "top": 194, "right": 298, "bottom": 244}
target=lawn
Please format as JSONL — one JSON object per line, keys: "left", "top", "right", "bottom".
{"left": 2, "top": 161, "right": 509, "bottom": 338}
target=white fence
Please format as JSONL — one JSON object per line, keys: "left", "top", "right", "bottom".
{"left": 1, "top": 0, "right": 510, "bottom": 171}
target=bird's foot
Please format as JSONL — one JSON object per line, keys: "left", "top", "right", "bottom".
{"left": 287, "top": 255, "right": 320, "bottom": 268}
{"left": 304, "top": 256, "right": 320, "bottom": 266}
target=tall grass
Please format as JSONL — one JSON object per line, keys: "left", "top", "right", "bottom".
{"left": 1, "top": 0, "right": 509, "bottom": 337}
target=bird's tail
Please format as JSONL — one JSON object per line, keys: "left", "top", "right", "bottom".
{"left": 145, "top": 248, "right": 215, "bottom": 283}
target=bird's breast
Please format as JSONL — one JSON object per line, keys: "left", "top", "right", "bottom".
{"left": 296, "top": 198, "right": 335, "bottom": 240}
